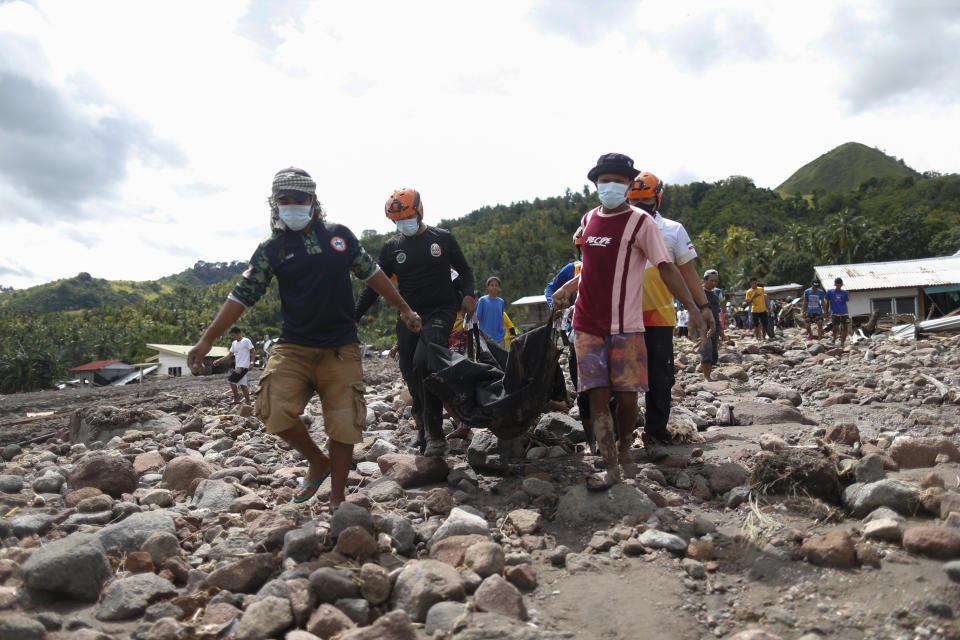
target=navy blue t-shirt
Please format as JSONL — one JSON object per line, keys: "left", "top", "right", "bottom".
{"left": 230, "top": 221, "right": 377, "bottom": 347}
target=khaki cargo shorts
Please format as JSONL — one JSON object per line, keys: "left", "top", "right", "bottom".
{"left": 255, "top": 342, "right": 365, "bottom": 445}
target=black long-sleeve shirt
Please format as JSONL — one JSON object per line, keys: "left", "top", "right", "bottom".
{"left": 354, "top": 226, "right": 474, "bottom": 319}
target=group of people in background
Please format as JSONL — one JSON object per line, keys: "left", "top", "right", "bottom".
{"left": 185, "top": 157, "right": 851, "bottom": 506}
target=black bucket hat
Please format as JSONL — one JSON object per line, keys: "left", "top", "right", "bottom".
{"left": 587, "top": 153, "right": 637, "bottom": 183}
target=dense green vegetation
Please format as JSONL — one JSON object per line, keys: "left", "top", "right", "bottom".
{"left": 2, "top": 143, "right": 960, "bottom": 391}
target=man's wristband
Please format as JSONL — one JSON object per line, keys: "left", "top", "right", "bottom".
{"left": 697, "top": 302, "right": 711, "bottom": 311}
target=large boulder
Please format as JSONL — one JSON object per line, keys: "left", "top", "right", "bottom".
{"left": 390, "top": 559, "right": 465, "bottom": 622}
{"left": 68, "top": 454, "right": 138, "bottom": 498}
{"left": 22, "top": 532, "right": 112, "bottom": 601}
{"left": 97, "top": 511, "right": 177, "bottom": 552}
{"left": 843, "top": 480, "right": 919, "bottom": 518}
{"left": 377, "top": 453, "right": 450, "bottom": 488}
{"left": 69, "top": 406, "right": 180, "bottom": 444}
{"left": 161, "top": 456, "right": 215, "bottom": 491}
{"left": 731, "top": 404, "right": 815, "bottom": 426}
{"left": 556, "top": 484, "right": 656, "bottom": 524}
{"left": 757, "top": 383, "right": 802, "bottom": 406}
{"left": 96, "top": 573, "right": 178, "bottom": 621}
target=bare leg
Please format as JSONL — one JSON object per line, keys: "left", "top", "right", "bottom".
{"left": 240, "top": 385, "right": 250, "bottom": 403}
{"left": 587, "top": 387, "right": 620, "bottom": 484}
{"left": 229, "top": 383, "right": 240, "bottom": 402}
{"left": 817, "top": 320, "right": 824, "bottom": 340}
{"left": 840, "top": 323, "right": 848, "bottom": 348}
{"left": 614, "top": 391, "right": 639, "bottom": 478}
{"left": 701, "top": 362, "right": 712, "bottom": 381}
{"left": 276, "top": 422, "right": 331, "bottom": 501}
{"left": 327, "top": 439, "right": 353, "bottom": 506}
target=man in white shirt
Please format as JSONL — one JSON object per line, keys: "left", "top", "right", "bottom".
{"left": 214, "top": 326, "right": 256, "bottom": 404}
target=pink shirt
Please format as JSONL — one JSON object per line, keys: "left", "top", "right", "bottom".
{"left": 572, "top": 205, "right": 672, "bottom": 336}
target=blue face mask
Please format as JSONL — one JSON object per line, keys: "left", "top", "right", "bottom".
{"left": 597, "top": 182, "right": 628, "bottom": 209}
{"left": 278, "top": 204, "right": 313, "bottom": 231}
{"left": 396, "top": 218, "right": 420, "bottom": 236}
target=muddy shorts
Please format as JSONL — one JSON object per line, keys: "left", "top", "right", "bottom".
{"left": 572, "top": 331, "right": 648, "bottom": 393}
{"left": 804, "top": 311, "right": 824, "bottom": 323}
{"left": 830, "top": 313, "right": 849, "bottom": 327}
{"left": 254, "top": 342, "right": 365, "bottom": 444}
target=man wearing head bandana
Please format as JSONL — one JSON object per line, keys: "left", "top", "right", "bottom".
{"left": 188, "top": 167, "right": 422, "bottom": 507}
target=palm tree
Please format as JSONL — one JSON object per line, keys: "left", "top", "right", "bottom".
{"left": 722, "top": 225, "right": 757, "bottom": 262}
{"left": 826, "top": 208, "right": 865, "bottom": 263}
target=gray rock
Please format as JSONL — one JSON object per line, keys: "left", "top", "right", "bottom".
{"left": 0, "top": 474, "right": 23, "bottom": 494}
{"left": 32, "top": 473, "right": 65, "bottom": 494}
{"left": 844, "top": 479, "right": 919, "bottom": 517}
{"left": 365, "top": 477, "right": 405, "bottom": 502}
{"left": 757, "top": 383, "right": 802, "bottom": 406}
{"left": 309, "top": 567, "right": 361, "bottom": 604}
{"left": 334, "top": 598, "right": 370, "bottom": 626}
{"left": 381, "top": 513, "right": 416, "bottom": 555}
{"left": 233, "top": 595, "right": 293, "bottom": 640}
{"left": 189, "top": 479, "right": 237, "bottom": 510}
{"left": 391, "top": 559, "right": 465, "bottom": 622}
{"left": 62, "top": 510, "right": 115, "bottom": 529}
{"left": 96, "top": 573, "right": 178, "bottom": 620}
{"left": 22, "top": 532, "right": 112, "bottom": 601}
{"left": 141, "top": 531, "right": 182, "bottom": 566}
{"left": 97, "top": 511, "right": 177, "bottom": 552}
{"left": 365, "top": 438, "right": 399, "bottom": 461}
{"left": 726, "top": 486, "right": 751, "bottom": 509}
{"left": 556, "top": 484, "right": 656, "bottom": 524}
{"left": 731, "top": 403, "right": 816, "bottom": 425}
{"left": 638, "top": 529, "right": 687, "bottom": 553}
{"left": 535, "top": 412, "right": 585, "bottom": 442}
{"left": 468, "top": 431, "right": 509, "bottom": 473}
{"left": 0, "top": 615, "right": 46, "bottom": 640}
{"left": 864, "top": 518, "right": 904, "bottom": 542}
{"left": 521, "top": 477, "right": 555, "bottom": 497}
{"left": 11, "top": 514, "right": 55, "bottom": 538}
{"left": 854, "top": 454, "right": 886, "bottom": 484}
{"left": 863, "top": 506, "right": 905, "bottom": 524}
{"left": 283, "top": 524, "right": 322, "bottom": 563}
{"left": 330, "top": 502, "right": 373, "bottom": 537}
{"left": 425, "top": 601, "right": 471, "bottom": 635}
{"left": 945, "top": 560, "right": 960, "bottom": 583}
{"left": 427, "top": 507, "right": 490, "bottom": 548}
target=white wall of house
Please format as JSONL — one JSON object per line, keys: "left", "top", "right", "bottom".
{"left": 849, "top": 287, "right": 920, "bottom": 317}
{"left": 157, "top": 353, "right": 189, "bottom": 377}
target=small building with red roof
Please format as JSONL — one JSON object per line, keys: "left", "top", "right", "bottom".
{"left": 68, "top": 360, "right": 135, "bottom": 385}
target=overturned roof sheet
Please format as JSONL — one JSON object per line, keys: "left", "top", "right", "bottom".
{"left": 69, "top": 359, "right": 124, "bottom": 371}
{"left": 814, "top": 255, "right": 960, "bottom": 292}
{"left": 146, "top": 344, "right": 230, "bottom": 358}
{"left": 512, "top": 295, "right": 549, "bottom": 306}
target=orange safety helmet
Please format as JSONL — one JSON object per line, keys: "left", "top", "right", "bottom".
{"left": 627, "top": 172, "right": 663, "bottom": 210}
{"left": 385, "top": 188, "right": 423, "bottom": 221}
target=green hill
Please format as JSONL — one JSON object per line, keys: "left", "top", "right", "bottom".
{"left": 776, "top": 142, "right": 921, "bottom": 196}
{"left": 0, "top": 260, "right": 246, "bottom": 314}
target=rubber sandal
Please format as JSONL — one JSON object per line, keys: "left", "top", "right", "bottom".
{"left": 292, "top": 471, "right": 330, "bottom": 503}
{"left": 585, "top": 474, "right": 616, "bottom": 492}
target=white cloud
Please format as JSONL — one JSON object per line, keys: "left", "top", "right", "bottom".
{"left": 0, "top": 0, "right": 958, "bottom": 290}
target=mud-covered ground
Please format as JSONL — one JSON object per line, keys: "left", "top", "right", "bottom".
{"left": 0, "top": 326, "right": 959, "bottom": 640}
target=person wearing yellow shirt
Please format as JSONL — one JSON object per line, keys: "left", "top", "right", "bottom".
{"left": 744, "top": 278, "right": 769, "bottom": 341}
{"left": 502, "top": 312, "right": 518, "bottom": 350}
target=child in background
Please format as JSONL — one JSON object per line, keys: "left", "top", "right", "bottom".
{"left": 476, "top": 276, "right": 506, "bottom": 346}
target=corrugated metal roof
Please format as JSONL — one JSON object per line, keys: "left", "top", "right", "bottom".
{"left": 814, "top": 255, "right": 960, "bottom": 292}
{"left": 146, "top": 343, "right": 230, "bottom": 357}
{"left": 69, "top": 359, "right": 123, "bottom": 371}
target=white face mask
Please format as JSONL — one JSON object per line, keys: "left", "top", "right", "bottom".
{"left": 597, "top": 182, "right": 628, "bottom": 209}
{"left": 278, "top": 204, "right": 313, "bottom": 231}
{"left": 396, "top": 218, "right": 420, "bottom": 236}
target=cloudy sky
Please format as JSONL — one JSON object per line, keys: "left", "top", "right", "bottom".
{"left": 1, "top": 0, "right": 958, "bottom": 289}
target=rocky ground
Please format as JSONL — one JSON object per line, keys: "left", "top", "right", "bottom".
{"left": 0, "top": 325, "right": 959, "bottom": 640}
